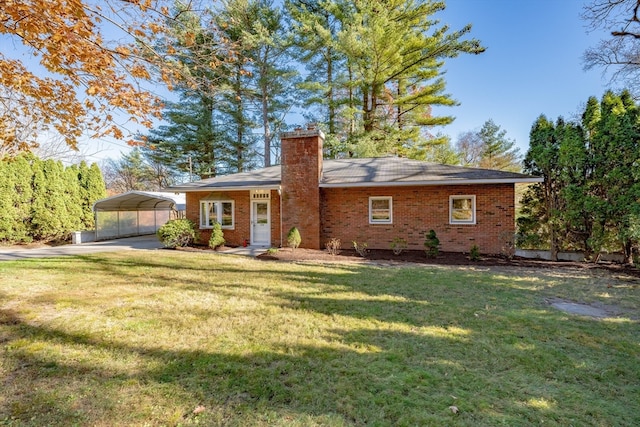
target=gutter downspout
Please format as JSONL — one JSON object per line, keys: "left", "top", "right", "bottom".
{"left": 278, "top": 186, "right": 283, "bottom": 248}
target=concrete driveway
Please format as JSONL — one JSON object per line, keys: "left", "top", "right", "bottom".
{"left": 0, "top": 235, "right": 163, "bottom": 261}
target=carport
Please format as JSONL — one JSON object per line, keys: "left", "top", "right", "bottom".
{"left": 93, "top": 191, "right": 185, "bottom": 240}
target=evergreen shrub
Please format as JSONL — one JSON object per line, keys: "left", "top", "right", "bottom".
{"left": 157, "top": 219, "right": 198, "bottom": 248}
{"left": 208, "top": 222, "right": 225, "bottom": 249}
{"left": 287, "top": 227, "right": 301, "bottom": 250}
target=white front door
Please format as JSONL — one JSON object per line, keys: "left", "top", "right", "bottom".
{"left": 251, "top": 200, "right": 270, "bottom": 246}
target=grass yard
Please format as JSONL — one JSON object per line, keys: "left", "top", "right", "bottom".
{"left": 0, "top": 251, "right": 638, "bottom": 426}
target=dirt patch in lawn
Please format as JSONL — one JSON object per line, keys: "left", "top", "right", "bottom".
{"left": 257, "top": 248, "right": 640, "bottom": 278}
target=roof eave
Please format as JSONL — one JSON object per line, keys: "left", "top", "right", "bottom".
{"left": 165, "top": 184, "right": 281, "bottom": 192}
{"left": 320, "top": 177, "right": 544, "bottom": 188}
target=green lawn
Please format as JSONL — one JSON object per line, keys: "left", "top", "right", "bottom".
{"left": 0, "top": 251, "right": 638, "bottom": 426}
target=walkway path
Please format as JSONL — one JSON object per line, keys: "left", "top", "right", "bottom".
{"left": 0, "top": 236, "right": 266, "bottom": 261}
{"left": 0, "top": 236, "right": 163, "bottom": 261}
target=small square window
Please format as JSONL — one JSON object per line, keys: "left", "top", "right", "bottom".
{"left": 369, "top": 197, "right": 392, "bottom": 224}
{"left": 450, "top": 195, "right": 476, "bottom": 224}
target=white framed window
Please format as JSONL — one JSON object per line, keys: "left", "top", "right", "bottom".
{"left": 450, "top": 195, "right": 476, "bottom": 225}
{"left": 369, "top": 196, "right": 393, "bottom": 224}
{"left": 200, "top": 200, "right": 234, "bottom": 229}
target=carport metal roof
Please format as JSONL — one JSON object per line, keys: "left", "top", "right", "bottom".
{"left": 93, "top": 191, "right": 185, "bottom": 212}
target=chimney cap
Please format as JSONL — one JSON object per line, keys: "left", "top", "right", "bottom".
{"left": 280, "top": 126, "right": 325, "bottom": 140}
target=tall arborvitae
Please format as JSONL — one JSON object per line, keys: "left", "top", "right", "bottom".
{"left": 520, "top": 90, "right": 640, "bottom": 263}
{"left": 10, "top": 154, "right": 34, "bottom": 242}
{"left": 82, "top": 162, "right": 107, "bottom": 228}
{"left": 64, "top": 164, "right": 84, "bottom": 233}
{"left": 0, "top": 158, "right": 16, "bottom": 242}
{"left": 520, "top": 115, "right": 561, "bottom": 258}
{"left": 30, "top": 158, "right": 54, "bottom": 240}
{"left": 31, "top": 159, "right": 73, "bottom": 241}
{"left": 0, "top": 154, "right": 106, "bottom": 243}
{"left": 583, "top": 91, "right": 640, "bottom": 262}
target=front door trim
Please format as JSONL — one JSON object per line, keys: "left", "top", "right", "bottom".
{"left": 250, "top": 199, "right": 271, "bottom": 246}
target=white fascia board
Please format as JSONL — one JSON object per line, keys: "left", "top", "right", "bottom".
{"left": 168, "top": 184, "right": 281, "bottom": 192}
{"left": 320, "top": 177, "right": 544, "bottom": 188}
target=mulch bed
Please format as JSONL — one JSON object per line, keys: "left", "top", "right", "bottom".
{"left": 256, "top": 248, "right": 640, "bottom": 278}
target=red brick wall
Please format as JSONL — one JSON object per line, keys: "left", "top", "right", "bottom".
{"left": 280, "top": 129, "right": 323, "bottom": 249}
{"left": 320, "top": 184, "right": 515, "bottom": 254}
{"left": 185, "top": 190, "right": 282, "bottom": 247}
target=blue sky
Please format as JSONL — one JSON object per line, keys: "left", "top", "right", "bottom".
{"left": 434, "top": 0, "right": 613, "bottom": 154}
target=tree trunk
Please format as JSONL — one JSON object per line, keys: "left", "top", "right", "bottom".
{"left": 261, "top": 60, "right": 271, "bottom": 167}
{"left": 623, "top": 239, "right": 634, "bottom": 264}
{"left": 326, "top": 46, "right": 335, "bottom": 135}
{"left": 235, "top": 66, "right": 244, "bottom": 172}
{"left": 363, "top": 86, "right": 372, "bottom": 132}
{"left": 546, "top": 181, "right": 558, "bottom": 261}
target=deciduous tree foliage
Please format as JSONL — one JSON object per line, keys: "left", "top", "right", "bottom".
{"left": 102, "top": 148, "right": 157, "bottom": 193}
{"left": 583, "top": 0, "right": 640, "bottom": 94}
{"left": 0, "top": 0, "right": 230, "bottom": 154}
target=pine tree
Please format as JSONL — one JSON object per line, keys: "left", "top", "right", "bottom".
{"left": 289, "top": 0, "right": 484, "bottom": 158}
{"left": 286, "top": 0, "right": 345, "bottom": 138}
{"left": 220, "top": 0, "right": 299, "bottom": 166}
{"left": 477, "top": 120, "right": 521, "bottom": 171}
{"left": 144, "top": 97, "right": 227, "bottom": 179}
{"left": 103, "top": 149, "right": 155, "bottom": 193}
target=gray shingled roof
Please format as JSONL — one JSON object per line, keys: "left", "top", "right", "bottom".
{"left": 166, "top": 157, "right": 541, "bottom": 191}
{"left": 321, "top": 157, "right": 540, "bottom": 186}
{"left": 167, "top": 165, "right": 281, "bottom": 191}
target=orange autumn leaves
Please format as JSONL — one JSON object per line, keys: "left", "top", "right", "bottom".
{"left": 0, "top": 0, "right": 196, "bottom": 153}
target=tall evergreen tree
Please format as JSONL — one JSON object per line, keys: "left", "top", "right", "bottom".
{"left": 10, "top": 153, "right": 35, "bottom": 242}
{"left": 289, "top": 0, "right": 484, "bottom": 158}
{"left": 77, "top": 161, "right": 107, "bottom": 229}
{"left": 454, "top": 119, "right": 521, "bottom": 171}
{"left": 31, "top": 159, "right": 73, "bottom": 240}
{"left": 286, "top": 0, "right": 345, "bottom": 138}
{"left": 519, "top": 115, "right": 561, "bottom": 259}
{"left": 583, "top": 91, "right": 640, "bottom": 262}
{"left": 0, "top": 158, "right": 17, "bottom": 242}
{"left": 520, "top": 90, "right": 640, "bottom": 263}
{"left": 64, "top": 164, "right": 84, "bottom": 232}
{"left": 476, "top": 119, "right": 521, "bottom": 171}
{"left": 144, "top": 97, "right": 227, "bottom": 179}
{"left": 220, "top": 0, "right": 299, "bottom": 166}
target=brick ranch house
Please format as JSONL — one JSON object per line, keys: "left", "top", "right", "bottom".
{"left": 168, "top": 128, "right": 542, "bottom": 254}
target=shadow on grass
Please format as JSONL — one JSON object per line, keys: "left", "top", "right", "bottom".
{"left": 2, "top": 254, "right": 639, "bottom": 426}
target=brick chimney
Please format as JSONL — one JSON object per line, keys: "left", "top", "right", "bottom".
{"left": 280, "top": 125, "right": 324, "bottom": 249}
